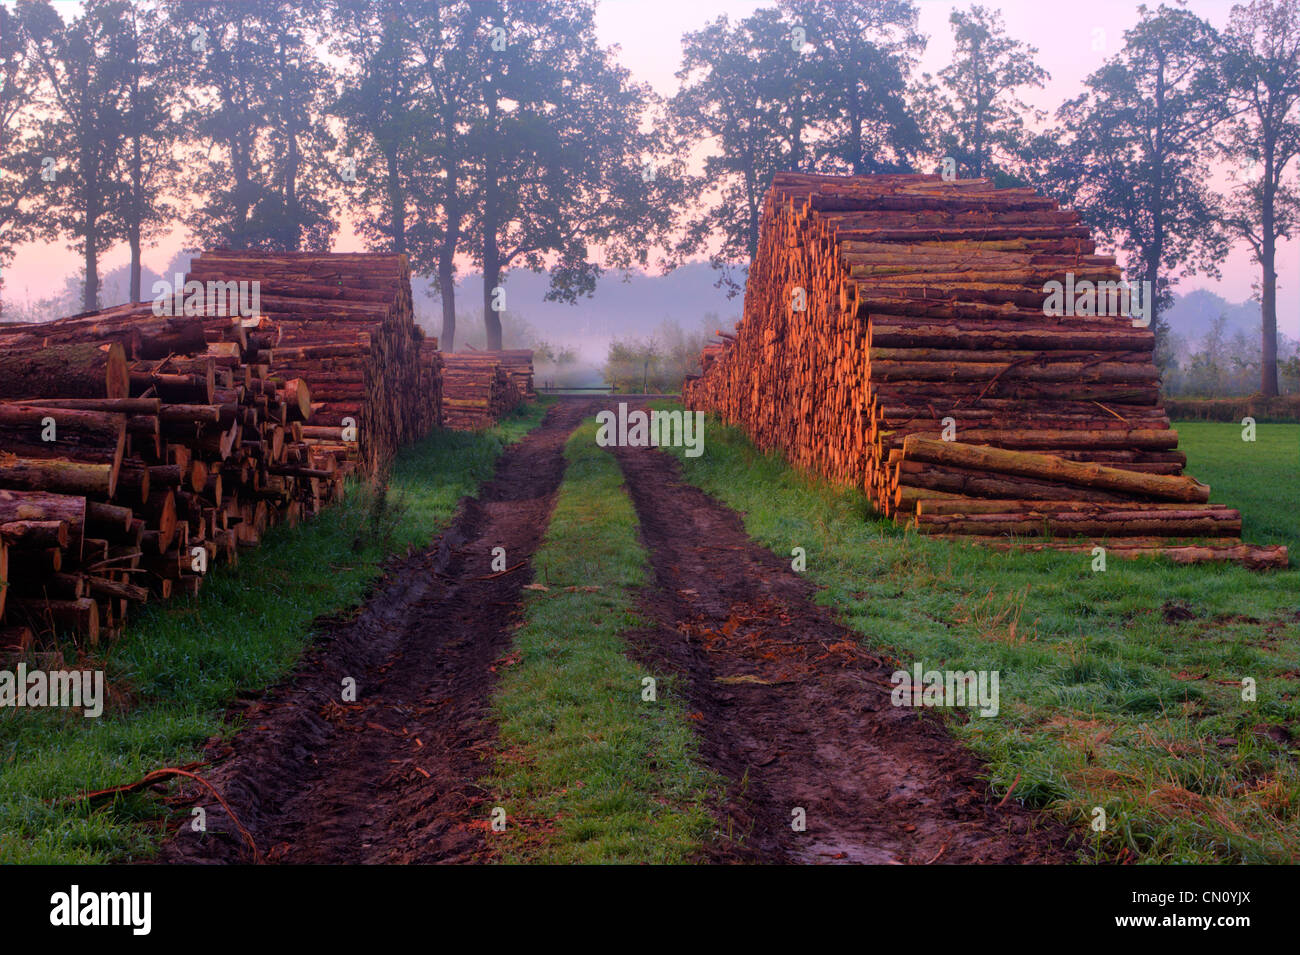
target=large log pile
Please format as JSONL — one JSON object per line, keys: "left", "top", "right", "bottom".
{"left": 683, "top": 172, "right": 1287, "bottom": 569}
{"left": 184, "top": 250, "right": 434, "bottom": 476}
{"left": 0, "top": 303, "right": 345, "bottom": 648}
{"left": 441, "top": 353, "right": 524, "bottom": 430}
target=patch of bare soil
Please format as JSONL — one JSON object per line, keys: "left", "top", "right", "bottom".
{"left": 161, "top": 400, "right": 595, "bottom": 864}
{"left": 613, "top": 441, "right": 1080, "bottom": 864}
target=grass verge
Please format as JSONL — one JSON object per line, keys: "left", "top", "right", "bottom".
{"left": 0, "top": 400, "right": 551, "bottom": 864}
{"left": 484, "top": 420, "right": 720, "bottom": 863}
{"left": 654, "top": 404, "right": 1299, "bottom": 864}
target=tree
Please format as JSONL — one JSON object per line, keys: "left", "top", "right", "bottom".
{"left": 933, "top": 4, "right": 1049, "bottom": 180}
{"left": 416, "top": 1, "right": 482, "bottom": 351}
{"left": 604, "top": 334, "right": 663, "bottom": 393}
{"left": 18, "top": 0, "right": 133, "bottom": 311}
{"left": 1220, "top": 0, "right": 1300, "bottom": 396}
{"left": 471, "top": 1, "right": 674, "bottom": 350}
{"left": 786, "top": 0, "right": 926, "bottom": 174}
{"left": 0, "top": 2, "right": 43, "bottom": 310}
{"left": 603, "top": 319, "right": 710, "bottom": 393}
{"left": 116, "top": 1, "right": 180, "bottom": 302}
{"left": 330, "top": 1, "right": 483, "bottom": 350}
{"left": 175, "top": 1, "right": 337, "bottom": 251}
{"left": 332, "top": 1, "right": 674, "bottom": 352}
{"left": 672, "top": 3, "right": 925, "bottom": 292}
{"left": 1048, "top": 4, "right": 1232, "bottom": 352}
{"left": 172, "top": 2, "right": 265, "bottom": 250}
{"left": 330, "top": 0, "right": 435, "bottom": 262}
{"left": 256, "top": 4, "right": 338, "bottom": 250}
{"left": 671, "top": 9, "right": 812, "bottom": 293}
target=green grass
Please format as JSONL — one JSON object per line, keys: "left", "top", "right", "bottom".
{"left": 654, "top": 405, "right": 1300, "bottom": 864}
{"left": 0, "top": 400, "right": 551, "bottom": 864}
{"left": 484, "top": 421, "right": 720, "bottom": 863}
{"left": 1175, "top": 420, "right": 1299, "bottom": 548}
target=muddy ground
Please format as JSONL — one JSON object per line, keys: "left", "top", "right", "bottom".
{"left": 163, "top": 397, "right": 1077, "bottom": 864}
{"left": 163, "top": 399, "right": 595, "bottom": 863}
{"left": 613, "top": 439, "right": 1078, "bottom": 864}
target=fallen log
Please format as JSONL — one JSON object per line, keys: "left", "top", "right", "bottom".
{"left": 901, "top": 437, "right": 1210, "bottom": 503}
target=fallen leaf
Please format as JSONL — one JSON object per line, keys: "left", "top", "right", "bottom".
{"left": 717, "top": 674, "right": 778, "bottom": 685}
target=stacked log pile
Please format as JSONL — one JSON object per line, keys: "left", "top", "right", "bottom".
{"left": 419, "top": 339, "right": 445, "bottom": 437}
{"left": 0, "top": 304, "right": 342, "bottom": 648}
{"left": 184, "top": 250, "right": 433, "bottom": 476}
{"left": 484, "top": 349, "right": 536, "bottom": 399}
{"left": 442, "top": 353, "right": 524, "bottom": 430}
{"left": 683, "top": 172, "right": 1287, "bottom": 569}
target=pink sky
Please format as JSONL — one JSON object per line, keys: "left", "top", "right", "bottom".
{"left": 5, "top": 0, "right": 1295, "bottom": 334}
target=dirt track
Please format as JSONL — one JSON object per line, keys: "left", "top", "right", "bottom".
{"left": 164, "top": 397, "right": 1076, "bottom": 864}
{"left": 613, "top": 439, "right": 1078, "bottom": 864}
{"left": 163, "top": 399, "right": 594, "bottom": 863}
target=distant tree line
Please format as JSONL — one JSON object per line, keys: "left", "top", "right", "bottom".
{"left": 1164, "top": 318, "right": 1300, "bottom": 396}
{"left": 603, "top": 319, "right": 713, "bottom": 394}
{"left": 0, "top": 0, "right": 1297, "bottom": 396}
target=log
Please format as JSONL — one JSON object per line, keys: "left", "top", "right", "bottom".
{"left": 0, "top": 341, "right": 129, "bottom": 400}
{"left": 901, "top": 437, "right": 1211, "bottom": 503}
{"left": 939, "top": 537, "right": 1288, "bottom": 570}
{"left": 8, "top": 597, "right": 99, "bottom": 644}
{"left": 0, "top": 454, "right": 115, "bottom": 498}
{"left": 0, "top": 520, "right": 69, "bottom": 549}
{"left": 0, "top": 405, "right": 127, "bottom": 475}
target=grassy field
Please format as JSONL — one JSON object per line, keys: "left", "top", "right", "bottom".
{"left": 0, "top": 401, "right": 550, "bottom": 864}
{"left": 485, "top": 422, "right": 719, "bottom": 863}
{"left": 654, "top": 406, "right": 1299, "bottom": 864}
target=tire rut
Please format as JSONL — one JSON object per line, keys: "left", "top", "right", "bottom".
{"left": 162, "top": 400, "right": 596, "bottom": 864}
{"left": 613, "top": 440, "right": 1079, "bottom": 864}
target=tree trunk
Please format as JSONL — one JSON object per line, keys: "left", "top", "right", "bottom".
{"left": 129, "top": 96, "right": 144, "bottom": 303}
{"left": 1260, "top": 142, "right": 1279, "bottom": 397}
{"left": 903, "top": 436, "right": 1209, "bottom": 502}
{"left": 83, "top": 223, "right": 98, "bottom": 313}
{"left": 1261, "top": 234, "right": 1278, "bottom": 397}
{"left": 0, "top": 457, "right": 116, "bottom": 498}
{"left": 129, "top": 223, "right": 142, "bottom": 305}
{"left": 385, "top": 143, "right": 405, "bottom": 255}
{"left": 680, "top": 173, "right": 1279, "bottom": 568}
{"left": 439, "top": 221, "right": 458, "bottom": 352}
{"left": 0, "top": 490, "right": 86, "bottom": 559}
{"left": 482, "top": 96, "right": 503, "bottom": 351}
{"left": 482, "top": 248, "right": 502, "bottom": 350}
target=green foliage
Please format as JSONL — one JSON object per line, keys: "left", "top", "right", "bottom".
{"left": 603, "top": 318, "right": 712, "bottom": 393}
{"left": 1164, "top": 315, "right": 1300, "bottom": 397}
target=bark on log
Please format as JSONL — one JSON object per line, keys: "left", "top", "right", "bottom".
{"left": 0, "top": 342, "right": 130, "bottom": 400}
{"left": 901, "top": 437, "right": 1211, "bottom": 503}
